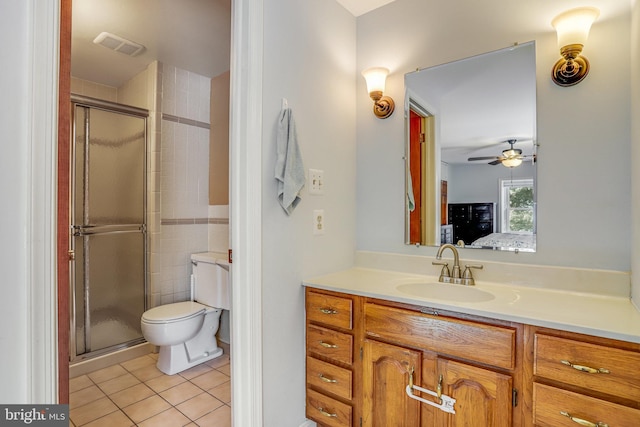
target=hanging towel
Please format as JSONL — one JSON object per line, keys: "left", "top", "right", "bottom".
{"left": 407, "top": 172, "right": 415, "bottom": 212}
{"left": 275, "top": 108, "right": 305, "bottom": 215}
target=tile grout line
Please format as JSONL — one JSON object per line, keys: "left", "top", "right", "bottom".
{"left": 70, "top": 356, "right": 231, "bottom": 427}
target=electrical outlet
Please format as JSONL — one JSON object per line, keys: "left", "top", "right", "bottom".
{"left": 313, "top": 209, "right": 325, "bottom": 235}
{"left": 309, "top": 169, "right": 324, "bottom": 195}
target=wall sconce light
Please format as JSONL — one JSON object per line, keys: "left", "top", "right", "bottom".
{"left": 551, "top": 7, "right": 599, "bottom": 87}
{"left": 362, "top": 67, "right": 395, "bottom": 119}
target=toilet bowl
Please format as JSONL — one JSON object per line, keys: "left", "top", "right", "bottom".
{"left": 141, "top": 252, "right": 230, "bottom": 375}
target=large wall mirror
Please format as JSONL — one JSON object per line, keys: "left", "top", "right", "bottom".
{"left": 404, "top": 41, "right": 537, "bottom": 252}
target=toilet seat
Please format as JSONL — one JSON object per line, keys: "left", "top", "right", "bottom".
{"left": 141, "top": 301, "right": 207, "bottom": 324}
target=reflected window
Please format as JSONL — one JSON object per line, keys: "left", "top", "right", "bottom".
{"left": 500, "top": 179, "right": 534, "bottom": 233}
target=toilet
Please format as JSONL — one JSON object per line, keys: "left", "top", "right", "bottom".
{"left": 141, "top": 252, "right": 230, "bottom": 375}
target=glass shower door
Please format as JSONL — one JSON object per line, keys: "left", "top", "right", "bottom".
{"left": 71, "top": 98, "right": 148, "bottom": 360}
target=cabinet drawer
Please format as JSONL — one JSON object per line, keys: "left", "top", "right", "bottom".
{"left": 533, "top": 382, "right": 640, "bottom": 426}
{"left": 307, "top": 356, "right": 352, "bottom": 400}
{"left": 365, "top": 303, "right": 515, "bottom": 369}
{"left": 306, "top": 388, "right": 352, "bottom": 427}
{"left": 534, "top": 334, "right": 640, "bottom": 401}
{"left": 307, "top": 324, "right": 353, "bottom": 365}
{"left": 307, "top": 291, "right": 353, "bottom": 330}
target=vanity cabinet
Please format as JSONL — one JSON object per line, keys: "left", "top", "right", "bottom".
{"left": 527, "top": 326, "right": 640, "bottom": 426}
{"left": 305, "top": 287, "right": 640, "bottom": 426}
{"left": 363, "top": 302, "right": 517, "bottom": 427}
{"left": 305, "top": 290, "right": 363, "bottom": 427}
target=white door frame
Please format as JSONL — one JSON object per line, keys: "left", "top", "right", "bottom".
{"left": 229, "top": 0, "right": 265, "bottom": 425}
{"left": 28, "top": 0, "right": 61, "bottom": 403}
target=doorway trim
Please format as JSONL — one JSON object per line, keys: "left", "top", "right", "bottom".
{"left": 229, "top": 0, "right": 264, "bottom": 425}
{"left": 30, "top": 0, "right": 61, "bottom": 403}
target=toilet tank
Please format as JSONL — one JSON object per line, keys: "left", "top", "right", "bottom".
{"left": 191, "top": 252, "right": 230, "bottom": 310}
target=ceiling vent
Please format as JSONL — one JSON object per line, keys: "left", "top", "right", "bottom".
{"left": 93, "top": 32, "right": 145, "bottom": 57}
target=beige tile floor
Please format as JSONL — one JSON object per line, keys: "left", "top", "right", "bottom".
{"left": 69, "top": 352, "right": 231, "bottom": 427}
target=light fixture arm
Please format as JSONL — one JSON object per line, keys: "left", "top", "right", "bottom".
{"left": 552, "top": 43, "right": 589, "bottom": 87}
{"left": 371, "top": 95, "right": 395, "bottom": 119}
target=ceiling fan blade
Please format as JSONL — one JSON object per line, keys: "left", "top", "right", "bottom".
{"left": 468, "top": 156, "right": 501, "bottom": 161}
{"left": 488, "top": 159, "right": 503, "bottom": 165}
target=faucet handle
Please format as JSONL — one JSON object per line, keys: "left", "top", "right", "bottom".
{"left": 462, "top": 264, "right": 483, "bottom": 277}
{"left": 432, "top": 261, "right": 451, "bottom": 282}
{"left": 461, "top": 264, "right": 483, "bottom": 285}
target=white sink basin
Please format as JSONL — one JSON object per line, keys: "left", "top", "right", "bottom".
{"left": 396, "top": 282, "right": 495, "bottom": 303}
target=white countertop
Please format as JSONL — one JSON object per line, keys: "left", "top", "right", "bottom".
{"left": 303, "top": 267, "right": 640, "bottom": 344}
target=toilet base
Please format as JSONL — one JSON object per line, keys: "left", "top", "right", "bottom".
{"left": 157, "top": 343, "right": 223, "bottom": 375}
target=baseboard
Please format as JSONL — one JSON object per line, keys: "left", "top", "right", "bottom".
{"left": 299, "top": 420, "right": 316, "bottom": 427}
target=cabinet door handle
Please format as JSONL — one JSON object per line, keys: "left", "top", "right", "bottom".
{"left": 319, "top": 308, "right": 338, "bottom": 315}
{"left": 560, "top": 411, "right": 608, "bottom": 427}
{"left": 317, "top": 407, "right": 337, "bottom": 418}
{"left": 561, "top": 360, "right": 610, "bottom": 374}
{"left": 319, "top": 373, "right": 337, "bottom": 383}
{"left": 406, "top": 367, "right": 456, "bottom": 414}
{"left": 319, "top": 341, "right": 337, "bottom": 348}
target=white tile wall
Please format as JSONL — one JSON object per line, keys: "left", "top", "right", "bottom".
{"left": 117, "top": 69, "right": 148, "bottom": 109}
{"left": 152, "top": 63, "right": 219, "bottom": 305}
{"left": 208, "top": 205, "right": 230, "bottom": 253}
{"left": 156, "top": 223, "right": 209, "bottom": 306}
{"left": 159, "top": 120, "right": 210, "bottom": 220}
{"left": 70, "top": 77, "right": 117, "bottom": 101}
{"left": 162, "top": 64, "right": 211, "bottom": 123}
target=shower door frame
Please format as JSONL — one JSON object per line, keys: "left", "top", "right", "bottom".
{"left": 69, "top": 94, "right": 149, "bottom": 363}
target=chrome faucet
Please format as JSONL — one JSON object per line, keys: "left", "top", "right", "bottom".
{"left": 432, "top": 243, "right": 483, "bottom": 286}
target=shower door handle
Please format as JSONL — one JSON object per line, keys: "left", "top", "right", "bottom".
{"left": 72, "top": 224, "right": 145, "bottom": 236}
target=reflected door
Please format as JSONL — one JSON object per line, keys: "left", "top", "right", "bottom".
{"left": 407, "top": 104, "right": 437, "bottom": 246}
{"left": 408, "top": 109, "right": 423, "bottom": 244}
{"left": 71, "top": 98, "right": 147, "bottom": 360}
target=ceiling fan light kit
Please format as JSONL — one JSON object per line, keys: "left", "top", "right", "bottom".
{"left": 501, "top": 156, "right": 523, "bottom": 168}
{"left": 467, "top": 139, "right": 532, "bottom": 168}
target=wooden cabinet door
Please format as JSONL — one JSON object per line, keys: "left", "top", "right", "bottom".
{"left": 435, "top": 358, "right": 512, "bottom": 427}
{"left": 362, "top": 339, "right": 421, "bottom": 427}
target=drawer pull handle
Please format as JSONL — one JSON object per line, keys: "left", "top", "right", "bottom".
{"left": 319, "top": 341, "right": 338, "bottom": 348}
{"left": 560, "top": 411, "right": 608, "bottom": 427}
{"left": 561, "top": 360, "right": 610, "bottom": 374}
{"left": 320, "top": 308, "right": 338, "bottom": 315}
{"left": 319, "top": 374, "right": 337, "bottom": 383}
{"left": 317, "top": 407, "right": 337, "bottom": 418}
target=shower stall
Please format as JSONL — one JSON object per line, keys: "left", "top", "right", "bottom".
{"left": 70, "top": 95, "right": 148, "bottom": 362}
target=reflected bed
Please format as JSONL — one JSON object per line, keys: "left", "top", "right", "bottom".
{"left": 470, "top": 233, "right": 536, "bottom": 251}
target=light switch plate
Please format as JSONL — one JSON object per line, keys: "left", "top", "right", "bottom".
{"left": 309, "top": 169, "right": 324, "bottom": 195}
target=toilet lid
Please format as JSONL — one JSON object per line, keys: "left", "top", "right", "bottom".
{"left": 142, "top": 301, "right": 207, "bottom": 324}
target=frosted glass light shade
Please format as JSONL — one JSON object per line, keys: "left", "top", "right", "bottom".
{"left": 362, "top": 66, "right": 395, "bottom": 119}
{"left": 502, "top": 157, "right": 523, "bottom": 168}
{"left": 552, "top": 7, "right": 599, "bottom": 49}
{"left": 362, "top": 67, "right": 389, "bottom": 94}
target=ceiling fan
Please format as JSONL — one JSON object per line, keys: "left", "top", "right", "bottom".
{"left": 467, "top": 139, "right": 534, "bottom": 168}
